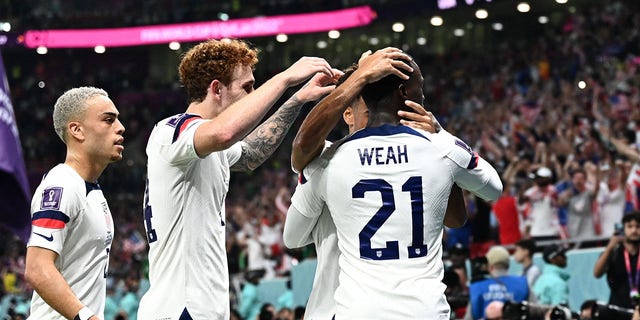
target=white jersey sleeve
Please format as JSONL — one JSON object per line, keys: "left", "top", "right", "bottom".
{"left": 226, "top": 141, "right": 244, "bottom": 167}
{"left": 289, "top": 156, "right": 329, "bottom": 220}
{"left": 440, "top": 133, "right": 502, "bottom": 201}
{"left": 153, "top": 114, "right": 204, "bottom": 165}
{"left": 27, "top": 178, "right": 80, "bottom": 254}
{"left": 284, "top": 147, "right": 332, "bottom": 248}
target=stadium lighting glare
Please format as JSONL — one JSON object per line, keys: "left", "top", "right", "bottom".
{"left": 392, "top": 22, "right": 405, "bottom": 33}
{"left": 276, "top": 34, "right": 288, "bottom": 42}
{"left": 328, "top": 30, "right": 340, "bottom": 39}
{"left": 453, "top": 29, "right": 465, "bottom": 37}
{"left": 555, "top": 0, "right": 568, "bottom": 3}
{"left": 538, "top": 16, "right": 549, "bottom": 24}
{"left": 578, "top": 80, "right": 586, "bottom": 90}
{"left": 475, "top": 9, "right": 489, "bottom": 20}
{"left": 368, "top": 37, "right": 380, "bottom": 45}
{"left": 1, "top": 22, "right": 10, "bottom": 32}
{"left": 94, "top": 45, "right": 106, "bottom": 53}
{"left": 430, "top": 16, "right": 444, "bottom": 27}
{"left": 316, "top": 40, "right": 328, "bottom": 49}
{"left": 36, "top": 46, "right": 47, "bottom": 54}
{"left": 218, "top": 12, "right": 229, "bottom": 21}
{"left": 169, "top": 42, "right": 181, "bottom": 50}
{"left": 492, "top": 22, "right": 503, "bottom": 31}
{"left": 517, "top": 2, "right": 531, "bottom": 13}
{"left": 417, "top": 37, "right": 427, "bottom": 45}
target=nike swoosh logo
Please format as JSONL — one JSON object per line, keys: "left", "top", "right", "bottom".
{"left": 34, "top": 232, "right": 54, "bottom": 242}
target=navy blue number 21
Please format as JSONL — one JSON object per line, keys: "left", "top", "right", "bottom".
{"left": 143, "top": 179, "right": 158, "bottom": 243}
{"left": 353, "top": 176, "right": 428, "bottom": 260}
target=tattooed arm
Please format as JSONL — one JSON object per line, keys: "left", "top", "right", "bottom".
{"left": 193, "top": 57, "right": 334, "bottom": 157}
{"left": 232, "top": 94, "right": 304, "bottom": 172}
{"left": 232, "top": 71, "right": 340, "bottom": 172}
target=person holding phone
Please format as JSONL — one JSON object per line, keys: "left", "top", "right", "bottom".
{"left": 594, "top": 212, "right": 640, "bottom": 309}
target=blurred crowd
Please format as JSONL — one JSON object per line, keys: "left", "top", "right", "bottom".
{"left": 1, "top": 0, "right": 640, "bottom": 319}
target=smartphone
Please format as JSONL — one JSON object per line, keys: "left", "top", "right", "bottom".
{"left": 614, "top": 222, "right": 624, "bottom": 236}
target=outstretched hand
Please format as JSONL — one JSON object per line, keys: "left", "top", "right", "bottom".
{"left": 281, "top": 56, "right": 335, "bottom": 87}
{"left": 294, "top": 68, "right": 344, "bottom": 103}
{"left": 355, "top": 47, "right": 414, "bottom": 84}
{"left": 398, "top": 100, "right": 441, "bottom": 133}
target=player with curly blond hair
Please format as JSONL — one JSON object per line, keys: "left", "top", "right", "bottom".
{"left": 139, "top": 38, "right": 338, "bottom": 320}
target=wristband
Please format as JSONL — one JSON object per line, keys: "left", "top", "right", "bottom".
{"left": 74, "top": 306, "right": 94, "bottom": 320}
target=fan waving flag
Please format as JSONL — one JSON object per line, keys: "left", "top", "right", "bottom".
{"left": 0, "top": 51, "right": 31, "bottom": 243}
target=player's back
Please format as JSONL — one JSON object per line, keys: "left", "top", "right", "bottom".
{"left": 139, "top": 114, "right": 238, "bottom": 319}
{"left": 324, "top": 124, "right": 454, "bottom": 319}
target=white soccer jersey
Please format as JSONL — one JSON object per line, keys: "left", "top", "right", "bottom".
{"left": 291, "top": 125, "right": 501, "bottom": 319}
{"left": 27, "top": 164, "right": 114, "bottom": 320}
{"left": 138, "top": 113, "right": 243, "bottom": 320}
{"left": 289, "top": 149, "right": 340, "bottom": 320}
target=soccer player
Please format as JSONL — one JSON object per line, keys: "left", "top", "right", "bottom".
{"left": 138, "top": 39, "right": 337, "bottom": 319}
{"left": 287, "top": 55, "right": 502, "bottom": 319}
{"left": 284, "top": 48, "right": 466, "bottom": 319}
{"left": 25, "top": 87, "right": 125, "bottom": 320}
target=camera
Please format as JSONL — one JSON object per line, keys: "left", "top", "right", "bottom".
{"left": 502, "top": 301, "right": 576, "bottom": 320}
{"left": 503, "top": 301, "right": 552, "bottom": 320}
{"left": 590, "top": 301, "right": 634, "bottom": 320}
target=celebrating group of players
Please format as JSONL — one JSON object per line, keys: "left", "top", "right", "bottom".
{"left": 24, "top": 39, "right": 502, "bottom": 320}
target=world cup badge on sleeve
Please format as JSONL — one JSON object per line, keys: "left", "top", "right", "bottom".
{"left": 41, "top": 187, "right": 63, "bottom": 210}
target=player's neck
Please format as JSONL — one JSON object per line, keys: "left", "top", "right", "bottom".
{"left": 64, "top": 151, "right": 106, "bottom": 183}
{"left": 186, "top": 98, "right": 220, "bottom": 120}
{"left": 367, "top": 112, "right": 400, "bottom": 128}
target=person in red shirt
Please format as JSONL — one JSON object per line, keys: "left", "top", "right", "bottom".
{"left": 492, "top": 185, "right": 522, "bottom": 245}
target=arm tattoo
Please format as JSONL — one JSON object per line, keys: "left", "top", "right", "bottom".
{"left": 231, "top": 94, "right": 304, "bottom": 172}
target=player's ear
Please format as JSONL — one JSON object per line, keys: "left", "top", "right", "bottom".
{"left": 67, "top": 121, "right": 85, "bottom": 142}
{"left": 343, "top": 106, "right": 354, "bottom": 126}
{"left": 210, "top": 80, "right": 222, "bottom": 97}
{"left": 399, "top": 84, "right": 408, "bottom": 99}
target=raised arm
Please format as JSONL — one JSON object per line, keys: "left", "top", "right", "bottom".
{"left": 231, "top": 68, "right": 341, "bottom": 172}
{"left": 194, "top": 57, "right": 334, "bottom": 157}
{"left": 25, "top": 247, "right": 100, "bottom": 320}
{"left": 291, "top": 48, "right": 414, "bottom": 172}
{"left": 593, "top": 235, "right": 621, "bottom": 278}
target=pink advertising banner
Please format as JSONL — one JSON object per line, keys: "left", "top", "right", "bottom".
{"left": 24, "top": 6, "right": 376, "bottom": 48}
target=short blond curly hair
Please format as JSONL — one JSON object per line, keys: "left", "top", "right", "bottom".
{"left": 179, "top": 39, "right": 259, "bottom": 103}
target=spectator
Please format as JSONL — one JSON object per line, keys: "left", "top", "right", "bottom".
{"left": 513, "top": 239, "right": 541, "bottom": 288}
{"left": 492, "top": 162, "right": 523, "bottom": 245}
{"left": 276, "top": 280, "right": 294, "bottom": 311}
{"left": 596, "top": 164, "right": 626, "bottom": 236}
{"left": 559, "top": 166, "right": 599, "bottom": 240}
{"left": 239, "top": 269, "right": 264, "bottom": 320}
{"left": 258, "top": 303, "right": 276, "bottom": 320}
{"left": 118, "top": 276, "right": 139, "bottom": 320}
{"left": 275, "top": 307, "right": 294, "bottom": 320}
{"left": 467, "top": 246, "right": 529, "bottom": 320}
{"left": 579, "top": 299, "right": 597, "bottom": 320}
{"left": 534, "top": 244, "right": 570, "bottom": 306}
{"left": 443, "top": 269, "right": 469, "bottom": 319}
{"left": 293, "top": 306, "right": 305, "bottom": 320}
{"left": 594, "top": 212, "right": 640, "bottom": 309}
{"left": 522, "top": 167, "right": 563, "bottom": 241}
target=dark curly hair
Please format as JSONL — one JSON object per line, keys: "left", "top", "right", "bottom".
{"left": 179, "top": 39, "right": 259, "bottom": 103}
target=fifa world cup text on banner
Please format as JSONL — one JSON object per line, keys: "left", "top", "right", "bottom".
{"left": 24, "top": 6, "right": 375, "bottom": 49}
{"left": 0, "top": 51, "right": 31, "bottom": 242}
